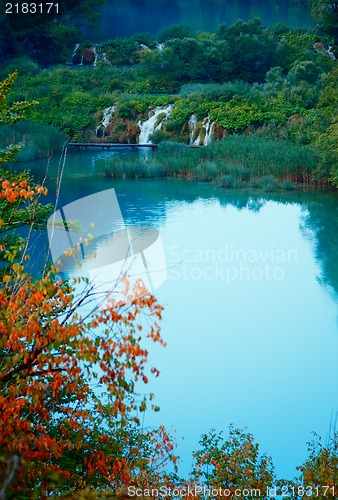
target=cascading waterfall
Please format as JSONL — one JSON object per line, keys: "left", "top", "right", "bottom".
{"left": 328, "top": 46, "right": 336, "bottom": 60}
{"left": 138, "top": 105, "right": 173, "bottom": 144}
{"left": 189, "top": 115, "right": 197, "bottom": 145}
{"left": 313, "top": 42, "right": 337, "bottom": 60}
{"left": 94, "top": 104, "right": 216, "bottom": 144}
{"left": 193, "top": 114, "right": 215, "bottom": 146}
{"left": 96, "top": 105, "right": 115, "bottom": 137}
{"left": 140, "top": 44, "right": 151, "bottom": 51}
{"left": 202, "top": 115, "right": 215, "bottom": 146}
{"left": 93, "top": 46, "right": 98, "bottom": 66}
{"left": 67, "top": 43, "right": 81, "bottom": 64}
{"left": 156, "top": 42, "right": 165, "bottom": 51}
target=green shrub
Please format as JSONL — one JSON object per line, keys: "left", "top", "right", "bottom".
{"left": 280, "top": 179, "right": 296, "bottom": 190}
{"left": 234, "top": 167, "right": 251, "bottom": 181}
{"left": 219, "top": 174, "right": 239, "bottom": 188}
{"left": 143, "top": 161, "right": 165, "bottom": 178}
{"left": 260, "top": 175, "right": 279, "bottom": 192}
{"left": 194, "top": 162, "right": 218, "bottom": 181}
{"left": 149, "top": 130, "right": 174, "bottom": 143}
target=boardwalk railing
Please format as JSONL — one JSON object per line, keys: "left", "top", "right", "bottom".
{"left": 68, "top": 142, "right": 157, "bottom": 151}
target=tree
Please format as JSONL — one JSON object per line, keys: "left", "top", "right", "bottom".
{"left": 0, "top": 72, "right": 52, "bottom": 277}
{"left": 192, "top": 425, "right": 274, "bottom": 499}
{"left": 297, "top": 430, "right": 337, "bottom": 499}
{"left": 314, "top": 67, "right": 338, "bottom": 186}
{"left": 0, "top": 74, "right": 177, "bottom": 498}
{"left": 308, "top": 1, "right": 338, "bottom": 41}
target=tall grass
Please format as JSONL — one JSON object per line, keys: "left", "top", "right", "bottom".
{"left": 0, "top": 121, "right": 67, "bottom": 161}
{"left": 205, "top": 135, "right": 318, "bottom": 181}
{"left": 97, "top": 136, "right": 319, "bottom": 189}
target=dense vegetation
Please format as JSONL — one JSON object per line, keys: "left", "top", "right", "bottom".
{"left": 0, "top": 4, "right": 337, "bottom": 187}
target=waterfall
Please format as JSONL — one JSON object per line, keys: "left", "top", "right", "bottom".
{"left": 193, "top": 115, "right": 215, "bottom": 146}
{"left": 138, "top": 105, "right": 173, "bottom": 144}
{"left": 193, "top": 131, "right": 202, "bottom": 146}
{"left": 156, "top": 42, "right": 165, "bottom": 51}
{"left": 328, "top": 46, "right": 336, "bottom": 60}
{"left": 96, "top": 105, "right": 115, "bottom": 137}
{"left": 93, "top": 46, "right": 98, "bottom": 66}
{"left": 140, "top": 43, "right": 151, "bottom": 51}
{"left": 189, "top": 114, "right": 197, "bottom": 145}
{"left": 67, "top": 43, "right": 81, "bottom": 64}
{"left": 313, "top": 42, "right": 337, "bottom": 60}
{"left": 202, "top": 115, "right": 215, "bottom": 146}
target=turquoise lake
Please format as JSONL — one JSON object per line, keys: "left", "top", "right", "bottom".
{"left": 25, "top": 150, "right": 338, "bottom": 480}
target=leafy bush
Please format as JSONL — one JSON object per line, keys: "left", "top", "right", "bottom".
{"left": 194, "top": 162, "right": 218, "bottom": 181}
{"left": 157, "top": 24, "right": 192, "bottom": 42}
{"left": 280, "top": 179, "right": 296, "bottom": 190}
{"left": 219, "top": 174, "right": 238, "bottom": 188}
{"left": 260, "top": 175, "right": 279, "bottom": 192}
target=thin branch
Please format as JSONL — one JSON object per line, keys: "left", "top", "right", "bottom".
{"left": 0, "top": 455, "right": 20, "bottom": 500}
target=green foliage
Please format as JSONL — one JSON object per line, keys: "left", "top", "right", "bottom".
{"left": 1, "top": 18, "right": 336, "bottom": 185}
{"left": 101, "top": 38, "right": 140, "bottom": 65}
{"left": 0, "top": 72, "right": 37, "bottom": 165}
{"left": 166, "top": 99, "right": 195, "bottom": 130}
{"left": 219, "top": 174, "right": 239, "bottom": 188}
{"left": 117, "top": 95, "right": 173, "bottom": 119}
{"left": 0, "top": 57, "right": 40, "bottom": 78}
{"left": 280, "top": 179, "right": 296, "bottom": 190}
{"left": 192, "top": 424, "right": 274, "bottom": 498}
{"left": 0, "top": 75, "right": 53, "bottom": 277}
{"left": 311, "top": 67, "right": 338, "bottom": 186}
{"left": 98, "top": 136, "right": 318, "bottom": 187}
{"left": 260, "top": 175, "right": 279, "bottom": 192}
{"left": 158, "top": 24, "right": 192, "bottom": 42}
{"left": 0, "top": 121, "right": 66, "bottom": 161}
{"left": 308, "top": 0, "right": 338, "bottom": 40}
{"left": 149, "top": 130, "right": 173, "bottom": 143}
{"left": 288, "top": 60, "right": 323, "bottom": 84}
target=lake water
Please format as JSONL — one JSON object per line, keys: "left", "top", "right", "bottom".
{"left": 24, "top": 150, "right": 338, "bottom": 481}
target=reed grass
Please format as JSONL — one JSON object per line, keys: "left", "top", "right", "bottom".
{"left": 0, "top": 121, "right": 66, "bottom": 161}
{"left": 97, "top": 135, "right": 319, "bottom": 189}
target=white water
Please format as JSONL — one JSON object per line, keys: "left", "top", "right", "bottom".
{"left": 202, "top": 114, "right": 215, "bottom": 146}
{"left": 189, "top": 114, "right": 197, "bottom": 145}
{"left": 156, "top": 42, "right": 165, "bottom": 51}
{"left": 140, "top": 43, "right": 151, "bottom": 51}
{"left": 313, "top": 42, "right": 336, "bottom": 61}
{"left": 138, "top": 105, "right": 173, "bottom": 144}
{"left": 96, "top": 105, "right": 115, "bottom": 136}
{"left": 193, "top": 114, "right": 215, "bottom": 146}
{"left": 93, "top": 46, "right": 98, "bottom": 66}
{"left": 328, "top": 46, "right": 336, "bottom": 60}
{"left": 67, "top": 43, "right": 80, "bottom": 64}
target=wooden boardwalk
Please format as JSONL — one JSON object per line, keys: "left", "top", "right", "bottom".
{"left": 68, "top": 142, "right": 157, "bottom": 151}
